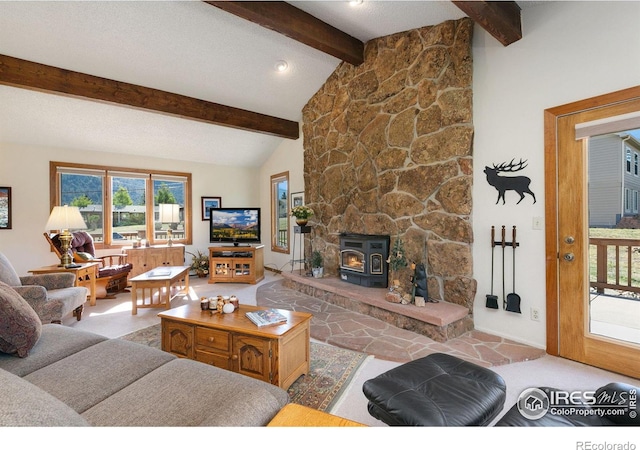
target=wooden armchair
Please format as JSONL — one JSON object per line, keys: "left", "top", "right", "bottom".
{"left": 44, "top": 231, "right": 133, "bottom": 299}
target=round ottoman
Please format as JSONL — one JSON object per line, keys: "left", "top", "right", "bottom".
{"left": 362, "top": 353, "right": 506, "bottom": 426}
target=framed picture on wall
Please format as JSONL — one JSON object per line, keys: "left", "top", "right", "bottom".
{"left": 0, "top": 187, "right": 11, "bottom": 230}
{"left": 201, "top": 196, "right": 222, "bottom": 221}
{"left": 291, "top": 191, "right": 304, "bottom": 209}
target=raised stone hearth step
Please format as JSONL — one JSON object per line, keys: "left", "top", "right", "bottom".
{"left": 281, "top": 271, "right": 472, "bottom": 343}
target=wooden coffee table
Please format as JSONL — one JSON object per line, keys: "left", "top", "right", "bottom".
{"left": 158, "top": 304, "right": 312, "bottom": 389}
{"left": 129, "top": 266, "right": 189, "bottom": 315}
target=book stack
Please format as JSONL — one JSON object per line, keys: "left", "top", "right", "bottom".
{"left": 245, "top": 309, "right": 287, "bottom": 327}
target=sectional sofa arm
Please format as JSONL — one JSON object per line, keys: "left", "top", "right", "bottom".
{"left": 20, "top": 272, "right": 77, "bottom": 290}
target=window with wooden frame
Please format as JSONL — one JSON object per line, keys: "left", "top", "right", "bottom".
{"left": 271, "top": 171, "right": 289, "bottom": 254}
{"left": 50, "top": 162, "right": 192, "bottom": 248}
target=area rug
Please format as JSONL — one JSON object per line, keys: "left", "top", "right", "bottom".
{"left": 119, "top": 324, "right": 370, "bottom": 412}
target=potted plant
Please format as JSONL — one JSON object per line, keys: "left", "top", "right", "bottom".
{"left": 187, "top": 250, "right": 209, "bottom": 277}
{"left": 291, "top": 205, "right": 314, "bottom": 226}
{"left": 311, "top": 250, "right": 323, "bottom": 278}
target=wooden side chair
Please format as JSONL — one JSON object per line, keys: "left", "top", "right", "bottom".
{"left": 44, "top": 232, "right": 133, "bottom": 299}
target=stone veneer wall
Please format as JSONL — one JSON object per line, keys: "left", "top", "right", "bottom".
{"left": 301, "top": 18, "right": 476, "bottom": 316}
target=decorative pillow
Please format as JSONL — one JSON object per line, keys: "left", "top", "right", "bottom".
{"left": 0, "top": 281, "right": 42, "bottom": 357}
{"left": 74, "top": 252, "right": 94, "bottom": 261}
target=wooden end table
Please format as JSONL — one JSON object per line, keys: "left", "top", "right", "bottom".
{"left": 129, "top": 266, "right": 189, "bottom": 315}
{"left": 29, "top": 262, "right": 99, "bottom": 306}
{"left": 158, "top": 304, "right": 312, "bottom": 389}
{"left": 267, "top": 404, "right": 366, "bottom": 427}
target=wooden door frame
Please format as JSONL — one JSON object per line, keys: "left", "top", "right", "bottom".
{"left": 544, "top": 85, "right": 640, "bottom": 356}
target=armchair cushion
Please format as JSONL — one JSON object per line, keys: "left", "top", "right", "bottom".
{"left": 0, "top": 281, "right": 42, "bottom": 357}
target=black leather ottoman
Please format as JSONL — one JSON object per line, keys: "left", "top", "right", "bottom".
{"left": 362, "top": 353, "right": 507, "bottom": 426}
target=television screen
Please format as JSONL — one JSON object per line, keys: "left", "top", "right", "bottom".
{"left": 209, "top": 208, "right": 261, "bottom": 244}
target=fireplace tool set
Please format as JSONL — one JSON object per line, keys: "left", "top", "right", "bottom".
{"left": 486, "top": 225, "right": 521, "bottom": 313}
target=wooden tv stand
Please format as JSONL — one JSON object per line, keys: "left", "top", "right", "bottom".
{"left": 208, "top": 245, "right": 264, "bottom": 284}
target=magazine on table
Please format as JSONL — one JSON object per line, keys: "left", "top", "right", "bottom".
{"left": 245, "top": 309, "right": 287, "bottom": 327}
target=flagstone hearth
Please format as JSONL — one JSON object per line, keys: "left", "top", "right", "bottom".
{"left": 281, "top": 270, "right": 472, "bottom": 342}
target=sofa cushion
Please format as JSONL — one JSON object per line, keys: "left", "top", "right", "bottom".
{"left": 0, "top": 281, "right": 42, "bottom": 357}
{"left": 0, "top": 368, "right": 89, "bottom": 426}
{"left": 25, "top": 339, "right": 176, "bottom": 413}
{"left": 82, "top": 358, "right": 289, "bottom": 426}
{"left": 0, "top": 324, "right": 107, "bottom": 377}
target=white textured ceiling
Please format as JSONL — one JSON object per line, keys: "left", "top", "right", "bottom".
{"left": 0, "top": 1, "right": 470, "bottom": 167}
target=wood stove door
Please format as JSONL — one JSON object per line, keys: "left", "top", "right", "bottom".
{"left": 341, "top": 249, "right": 365, "bottom": 273}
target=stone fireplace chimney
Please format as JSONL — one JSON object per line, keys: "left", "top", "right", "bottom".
{"left": 301, "top": 18, "right": 476, "bottom": 314}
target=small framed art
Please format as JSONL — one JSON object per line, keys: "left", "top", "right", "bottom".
{"left": 291, "top": 191, "right": 304, "bottom": 209}
{"left": 201, "top": 196, "right": 222, "bottom": 221}
{"left": 0, "top": 187, "right": 11, "bottom": 229}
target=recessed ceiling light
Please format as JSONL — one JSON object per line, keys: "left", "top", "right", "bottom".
{"left": 274, "top": 60, "right": 289, "bottom": 72}
{"left": 349, "top": 0, "right": 363, "bottom": 6}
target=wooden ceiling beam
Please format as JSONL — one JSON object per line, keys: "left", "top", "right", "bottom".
{"left": 0, "top": 54, "right": 299, "bottom": 140}
{"left": 206, "top": 1, "right": 365, "bottom": 66}
{"left": 452, "top": 1, "right": 522, "bottom": 46}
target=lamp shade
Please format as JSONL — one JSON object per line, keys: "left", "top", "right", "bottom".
{"left": 45, "top": 205, "right": 87, "bottom": 231}
{"left": 159, "top": 203, "right": 180, "bottom": 223}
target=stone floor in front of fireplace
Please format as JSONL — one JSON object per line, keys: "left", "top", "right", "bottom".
{"left": 257, "top": 274, "right": 547, "bottom": 368}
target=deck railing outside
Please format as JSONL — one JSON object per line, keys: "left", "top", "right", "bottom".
{"left": 590, "top": 237, "right": 640, "bottom": 295}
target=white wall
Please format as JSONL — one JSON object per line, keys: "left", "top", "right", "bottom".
{"left": 0, "top": 142, "right": 259, "bottom": 276}
{"left": 472, "top": 1, "right": 640, "bottom": 347}
{"left": 258, "top": 126, "right": 305, "bottom": 273}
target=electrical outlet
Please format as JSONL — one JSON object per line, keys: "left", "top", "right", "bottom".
{"left": 530, "top": 307, "right": 540, "bottom": 321}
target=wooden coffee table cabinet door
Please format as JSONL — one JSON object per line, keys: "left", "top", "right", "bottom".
{"left": 233, "top": 334, "right": 272, "bottom": 384}
{"left": 162, "top": 321, "right": 194, "bottom": 359}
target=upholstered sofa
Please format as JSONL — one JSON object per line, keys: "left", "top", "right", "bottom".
{"left": 0, "top": 282, "right": 289, "bottom": 426}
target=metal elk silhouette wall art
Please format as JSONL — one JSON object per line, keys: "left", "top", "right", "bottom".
{"left": 484, "top": 158, "right": 536, "bottom": 205}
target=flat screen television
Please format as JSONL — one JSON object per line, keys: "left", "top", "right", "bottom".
{"left": 209, "top": 208, "right": 261, "bottom": 245}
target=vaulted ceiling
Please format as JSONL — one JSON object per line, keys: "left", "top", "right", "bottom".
{"left": 0, "top": 1, "right": 525, "bottom": 168}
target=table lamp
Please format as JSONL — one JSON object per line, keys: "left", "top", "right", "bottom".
{"left": 45, "top": 205, "right": 87, "bottom": 267}
{"left": 159, "top": 203, "right": 180, "bottom": 247}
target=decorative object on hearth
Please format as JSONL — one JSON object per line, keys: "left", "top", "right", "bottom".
{"left": 291, "top": 204, "right": 313, "bottom": 226}
{"left": 483, "top": 158, "right": 536, "bottom": 205}
{"left": 44, "top": 205, "right": 87, "bottom": 267}
{"left": 158, "top": 203, "right": 180, "bottom": 247}
{"left": 387, "top": 234, "right": 407, "bottom": 291}
{"left": 410, "top": 262, "right": 429, "bottom": 306}
{"left": 187, "top": 250, "right": 209, "bottom": 277}
{"left": 311, "top": 250, "right": 323, "bottom": 278}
